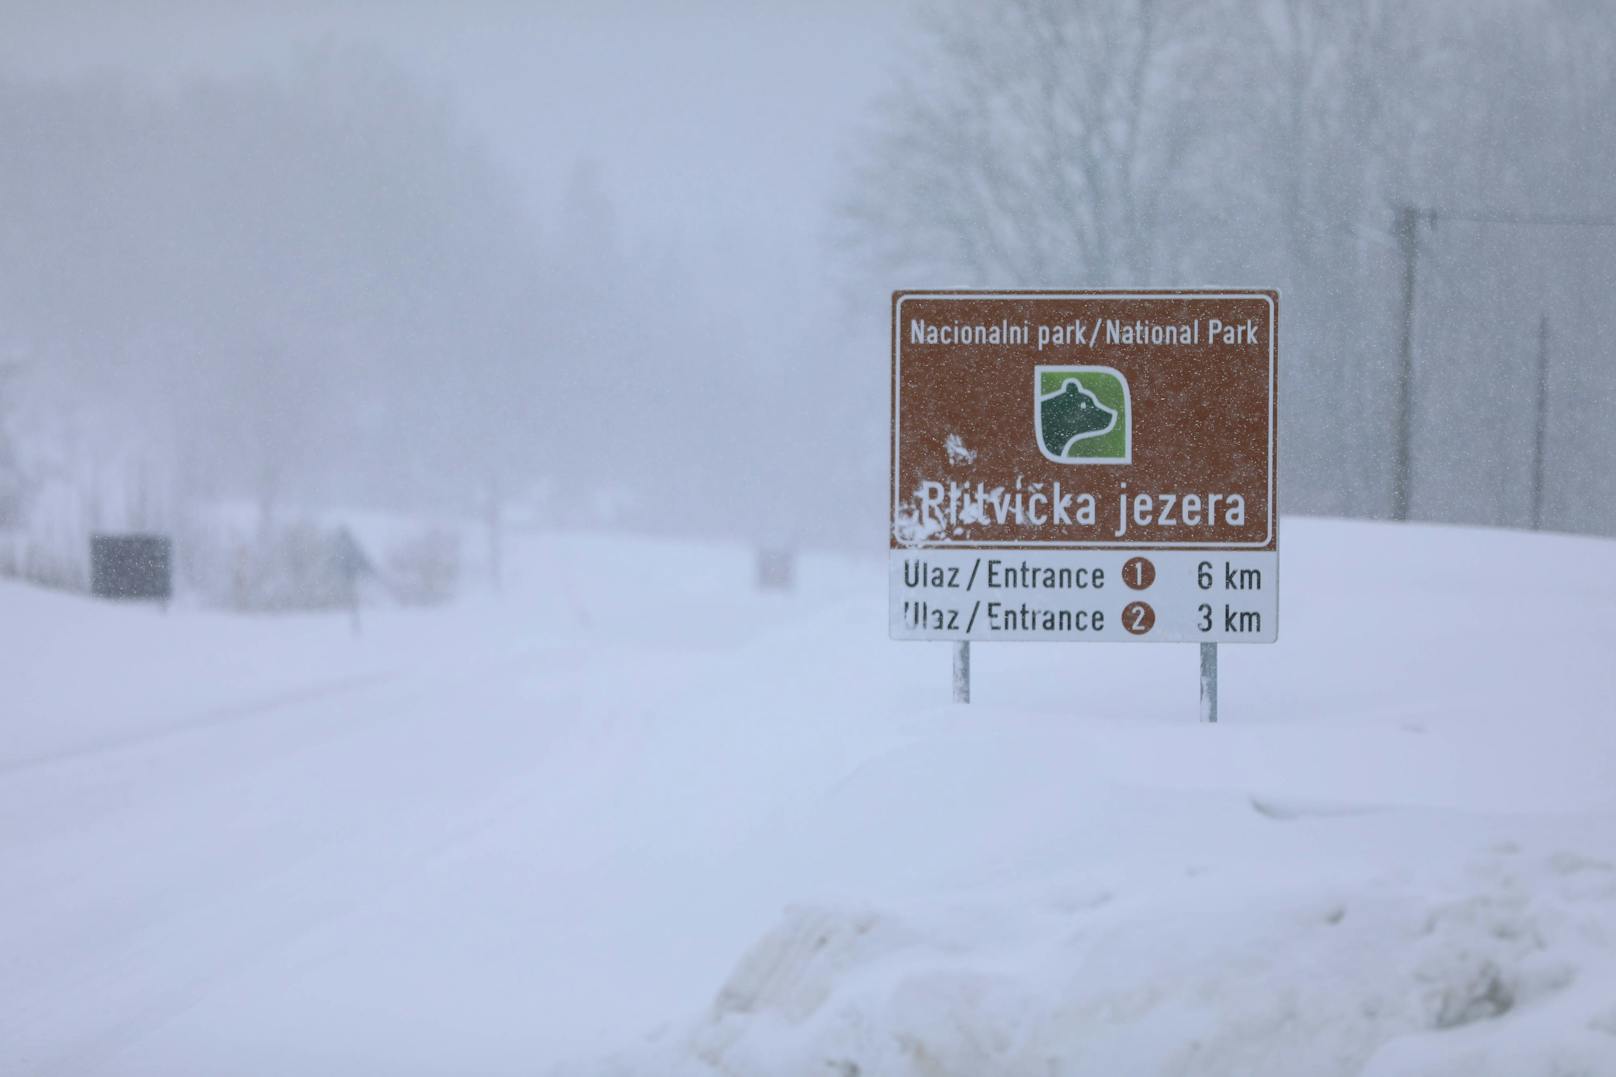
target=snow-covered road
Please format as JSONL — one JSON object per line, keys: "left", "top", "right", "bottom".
{"left": 5, "top": 521, "right": 1616, "bottom": 1075}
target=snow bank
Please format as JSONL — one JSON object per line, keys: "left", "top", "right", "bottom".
{"left": 579, "top": 520, "right": 1616, "bottom": 1076}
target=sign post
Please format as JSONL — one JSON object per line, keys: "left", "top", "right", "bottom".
{"left": 889, "top": 290, "right": 1278, "bottom": 717}
{"left": 953, "top": 640, "right": 970, "bottom": 704}
{"left": 1200, "top": 641, "right": 1218, "bottom": 724}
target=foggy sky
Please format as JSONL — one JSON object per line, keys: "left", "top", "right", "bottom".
{"left": 0, "top": 0, "right": 908, "bottom": 309}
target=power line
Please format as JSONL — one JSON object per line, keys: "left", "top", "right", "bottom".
{"left": 1432, "top": 210, "right": 1616, "bottom": 228}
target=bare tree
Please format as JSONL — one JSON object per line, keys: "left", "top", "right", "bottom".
{"left": 844, "top": 0, "right": 1235, "bottom": 287}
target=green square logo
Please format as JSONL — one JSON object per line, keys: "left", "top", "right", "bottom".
{"left": 1035, "top": 366, "right": 1132, "bottom": 464}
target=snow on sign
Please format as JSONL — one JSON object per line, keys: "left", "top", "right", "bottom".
{"left": 890, "top": 290, "right": 1278, "bottom": 643}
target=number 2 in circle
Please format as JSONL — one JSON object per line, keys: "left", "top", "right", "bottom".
{"left": 1123, "top": 601, "right": 1155, "bottom": 635}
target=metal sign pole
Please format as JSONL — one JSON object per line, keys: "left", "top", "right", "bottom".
{"left": 953, "top": 641, "right": 971, "bottom": 703}
{"left": 1200, "top": 642, "right": 1218, "bottom": 723}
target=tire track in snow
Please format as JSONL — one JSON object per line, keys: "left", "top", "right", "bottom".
{"left": 0, "top": 669, "right": 402, "bottom": 777}
{"left": 4, "top": 640, "right": 618, "bottom": 1076}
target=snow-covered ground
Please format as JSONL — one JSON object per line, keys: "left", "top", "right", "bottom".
{"left": 5, "top": 518, "right": 1616, "bottom": 1075}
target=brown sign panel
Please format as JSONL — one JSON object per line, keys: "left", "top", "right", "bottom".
{"left": 891, "top": 291, "right": 1277, "bottom": 551}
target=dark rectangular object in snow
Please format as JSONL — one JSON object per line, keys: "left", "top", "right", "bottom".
{"left": 755, "top": 547, "right": 795, "bottom": 592}
{"left": 90, "top": 533, "right": 173, "bottom": 601}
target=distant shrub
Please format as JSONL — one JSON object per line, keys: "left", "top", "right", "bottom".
{"left": 385, "top": 527, "right": 460, "bottom": 606}
{"left": 229, "top": 521, "right": 356, "bottom": 611}
{"left": 0, "top": 534, "right": 86, "bottom": 592}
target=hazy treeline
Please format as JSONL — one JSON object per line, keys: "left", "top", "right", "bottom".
{"left": 0, "top": 54, "right": 538, "bottom": 521}
{"left": 845, "top": 0, "right": 1616, "bottom": 534}
{"left": 0, "top": 48, "right": 858, "bottom": 587}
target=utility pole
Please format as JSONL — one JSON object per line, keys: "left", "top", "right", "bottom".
{"left": 1391, "top": 205, "right": 1424, "bottom": 522}
{"left": 1530, "top": 314, "right": 1549, "bottom": 531}
{"left": 1387, "top": 207, "right": 1615, "bottom": 528}
{"left": 486, "top": 473, "right": 504, "bottom": 590}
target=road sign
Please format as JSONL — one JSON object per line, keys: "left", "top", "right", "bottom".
{"left": 890, "top": 290, "right": 1277, "bottom": 644}
{"left": 90, "top": 533, "right": 173, "bottom": 602}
